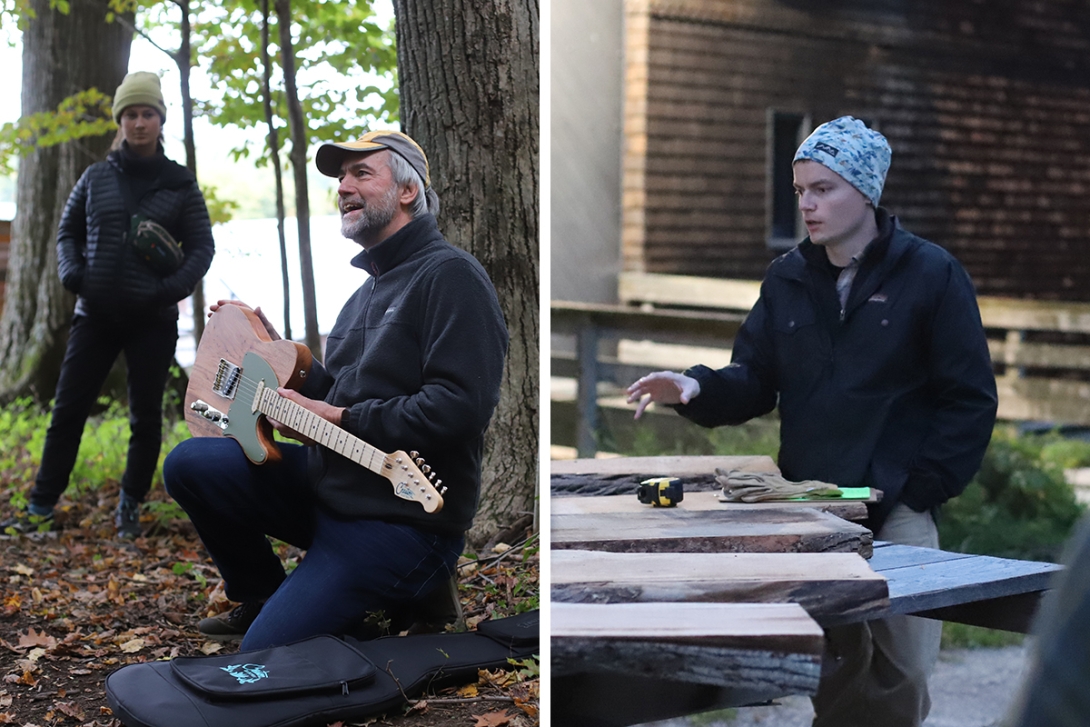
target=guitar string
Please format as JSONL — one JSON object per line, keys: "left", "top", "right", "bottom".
{"left": 222, "top": 371, "right": 390, "bottom": 472}
{"left": 205, "top": 361, "right": 439, "bottom": 496}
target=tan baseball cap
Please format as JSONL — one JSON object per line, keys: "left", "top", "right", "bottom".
{"left": 315, "top": 130, "right": 431, "bottom": 187}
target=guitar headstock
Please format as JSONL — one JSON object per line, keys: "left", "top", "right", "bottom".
{"left": 381, "top": 450, "right": 444, "bottom": 513}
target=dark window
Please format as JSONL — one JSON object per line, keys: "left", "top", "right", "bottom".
{"left": 768, "top": 111, "right": 809, "bottom": 251}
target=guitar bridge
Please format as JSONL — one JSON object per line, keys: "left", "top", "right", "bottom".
{"left": 213, "top": 358, "right": 242, "bottom": 399}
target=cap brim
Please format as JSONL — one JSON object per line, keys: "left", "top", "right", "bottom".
{"left": 315, "top": 140, "right": 389, "bottom": 177}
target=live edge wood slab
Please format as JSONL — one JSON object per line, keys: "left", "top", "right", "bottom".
{"left": 551, "top": 506, "right": 874, "bottom": 558}
{"left": 551, "top": 549, "right": 891, "bottom": 626}
{"left": 551, "top": 488, "right": 871, "bottom": 521}
{"left": 552, "top": 601, "right": 825, "bottom": 727}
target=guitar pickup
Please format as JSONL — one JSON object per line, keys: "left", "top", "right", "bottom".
{"left": 212, "top": 358, "right": 242, "bottom": 399}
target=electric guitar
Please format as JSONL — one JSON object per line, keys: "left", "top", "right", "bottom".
{"left": 183, "top": 304, "right": 444, "bottom": 513}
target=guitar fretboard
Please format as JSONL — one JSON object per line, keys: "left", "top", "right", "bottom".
{"left": 257, "top": 386, "right": 386, "bottom": 475}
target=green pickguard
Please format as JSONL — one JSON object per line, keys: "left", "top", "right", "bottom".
{"left": 223, "top": 351, "right": 278, "bottom": 464}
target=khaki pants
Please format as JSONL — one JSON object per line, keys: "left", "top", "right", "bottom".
{"left": 811, "top": 503, "right": 943, "bottom": 727}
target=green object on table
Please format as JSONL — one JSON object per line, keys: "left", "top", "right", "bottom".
{"left": 790, "top": 486, "right": 871, "bottom": 501}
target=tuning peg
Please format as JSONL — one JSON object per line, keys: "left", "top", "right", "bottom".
{"left": 440, "top": 486, "right": 448, "bottom": 495}
{"left": 428, "top": 472, "right": 436, "bottom": 481}
{"left": 421, "top": 465, "right": 431, "bottom": 474}
{"left": 409, "top": 451, "right": 419, "bottom": 459}
{"left": 434, "top": 479, "right": 442, "bottom": 489}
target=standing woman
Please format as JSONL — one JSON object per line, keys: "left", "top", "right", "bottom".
{"left": 3, "top": 71, "right": 215, "bottom": 538}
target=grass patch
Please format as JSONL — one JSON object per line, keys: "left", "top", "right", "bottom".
{"left": 941, "top": 621, "right": 1024, "bottom": 649}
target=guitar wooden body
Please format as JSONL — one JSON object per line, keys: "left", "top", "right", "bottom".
{"left": 184, "top": 305, "right": 313, "bottom": 464}
{"left": 184, "top": 305, "right": 444, "bottom": 513}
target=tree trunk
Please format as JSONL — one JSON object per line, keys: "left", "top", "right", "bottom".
{"left": 176, "top": 0, "right": 207, "bottom": 343}
{"left": 275, "top": 0, "right": 321, "bottom": 359}
{"left": 261, "top": 0, "right": 292, "bottom": 340}
{"left": 0, "top": 0, "right": 133, "bottom": 405}
{"left": 392, "top": 1, "right": 539, "bottom": 549}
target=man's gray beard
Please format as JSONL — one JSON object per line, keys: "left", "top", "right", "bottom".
{"left": 341, "top": 184, "right": 399, "bottom": 243}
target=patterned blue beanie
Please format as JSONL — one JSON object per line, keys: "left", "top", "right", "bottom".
{"left": 794, "top": 116, "right": 891, "bottom": 206}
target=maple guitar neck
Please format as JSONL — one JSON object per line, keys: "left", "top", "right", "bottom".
{"left": 251, "top": 379, "right": 445, "bottom": 514}
{"left": 256, "top": 382, "right": 386, "bottom": 474}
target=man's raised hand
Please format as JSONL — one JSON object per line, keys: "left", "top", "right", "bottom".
{"left": 625, "top": 371, "right": 701, "bottom": 420}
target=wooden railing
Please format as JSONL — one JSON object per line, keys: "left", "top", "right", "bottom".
{"left": 553, "top": 272, "right": 1090, "bottom": 456}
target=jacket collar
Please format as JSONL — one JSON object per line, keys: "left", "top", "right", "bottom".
{"left": 771, "top": 207, "right": 911, "bottom": 283}
{"left": 350, "top": 213, "right": 441, "bottom": 277}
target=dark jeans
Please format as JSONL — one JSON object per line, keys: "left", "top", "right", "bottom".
{"left": 31, "top": 313, "right": 178, "bottom": 509}
{"left": 163, "top": 438, "right": 464, "bottom": 650}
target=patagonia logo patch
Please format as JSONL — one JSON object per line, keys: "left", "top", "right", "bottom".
{"left": 221, "top": 663, "right": 270, "bottom": 685}
{"left": 868, "top": 293, "right": 887, "bottom": 303}
{"left": 813, "top": 142, "right": 839, "bottom": 157}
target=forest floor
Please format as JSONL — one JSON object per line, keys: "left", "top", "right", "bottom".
{"left": 0, "top": 484, "right": 539, "bottom": 727}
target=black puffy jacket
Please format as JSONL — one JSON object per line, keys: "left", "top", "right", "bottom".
{"left": 56, "top": 144, "right": 215, "bottom": 320}
{"left": 677, "top": 210, "right": 998, "bottom": 530}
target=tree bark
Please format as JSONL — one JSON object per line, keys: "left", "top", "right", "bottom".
{"left": 392, "top": 0, "right": 539, "bottom": 549}
{"left": 176, "top": 0, "right": 207, "bottom": 344}
{"left": 0, "top": 0, "right": 133, "bottom": 405}
{"left": 275, "top": 0, "right": 321, "bottom": 360}
{"left": 261, "top": 0, "right": 292, "bottom": 340}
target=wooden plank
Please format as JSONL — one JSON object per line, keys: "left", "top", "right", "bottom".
{"left": 995, "top": 376, "right": 1090, "bottom": 426}
{"left": 553, "top": 601, "right": 824, "bottom": 653}
{"left": 988, "top": 339, "right": 1090, "bottom": 370}
{"left": 869, "top": 543, "right": 1062, "bottom": 631}
{"left": 618, "top": 271, "right": 761, "bottom": 311}
{"left": 551, "top": 549, "right": 890, "bottom": 625}
{"left": 551, "top": 507, "right": 874, "bottom": 558}
{"left": 618, "top": 272, "right": 1090, "bottom": 336}
{"left": 553, "top": 602, "right": 824, "bottom": 720}
{"left": 551, "top": 489, "right": 870, "bottom": 522}
{"left": 977, "top": 296, "right": 1090, "bottom": 334}
{"left": 551, "top": 454, "right": 778, "bottom": 477}
{"left": 551, "top": 300, "right": 744, "bottom": 344}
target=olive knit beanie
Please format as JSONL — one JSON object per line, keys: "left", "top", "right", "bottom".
{"left": 112, "top": 72, "right": 167, "bottom": 124}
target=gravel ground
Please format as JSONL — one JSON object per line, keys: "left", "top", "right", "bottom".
{"left": 643, "top": 644, "right": 1031, "bottom": 727}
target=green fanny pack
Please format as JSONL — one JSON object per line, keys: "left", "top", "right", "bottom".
{"left": 130, "top": 214, "right": 184, "bottom": 276}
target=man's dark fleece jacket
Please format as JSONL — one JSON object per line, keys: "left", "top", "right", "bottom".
{"left": 297, "top": 214, "right": 508, "bottom": 537}
{"left": 676, "top": 209, "right": 997, "bottom": 531}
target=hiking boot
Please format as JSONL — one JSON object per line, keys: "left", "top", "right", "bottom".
{"left": 198, "top": 601, "right": 264, "bottom": 642}
{"left": 1, "top": 505, "right": 55, "bottom": 534}
{"left": 115, "top": 497, "right": 142, "bottom": 540}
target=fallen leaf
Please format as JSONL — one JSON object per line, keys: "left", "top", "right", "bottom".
{"left": 55, "top": 702, "right": 86, "bottom": 720}
{"left": 200, "top": 641, "right": 224, "bottom": 655}
{"left": 17, "top": 628, "right": 56, "bottom": 650}
{"left": 12, "top": 564, "right": 33, "bottom": 576}
{"left": 472, "top": 710, "right": 513, "bottom": 727}
{"left": 407, "top": 700, "right": 428, "bottom": 714}
{"left": 457, "top": 683, "right": 479, "bottom": 698}
{"left": 0, "top": 712, "right": 12, "bottom": 723}
{"left": 120, "top": 638, "right": 145, "bottom": 653}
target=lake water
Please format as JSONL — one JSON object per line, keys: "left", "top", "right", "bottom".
{"left": 177, "top": 214, "right": 368, "bottom": 367}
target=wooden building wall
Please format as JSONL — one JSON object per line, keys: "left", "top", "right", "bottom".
{"left": 623, "top": 0, "right": 1090, "bottom": 300}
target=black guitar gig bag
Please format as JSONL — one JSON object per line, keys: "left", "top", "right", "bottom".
{"left": 105, "top": 610, "right": 539, "bottom": 727}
